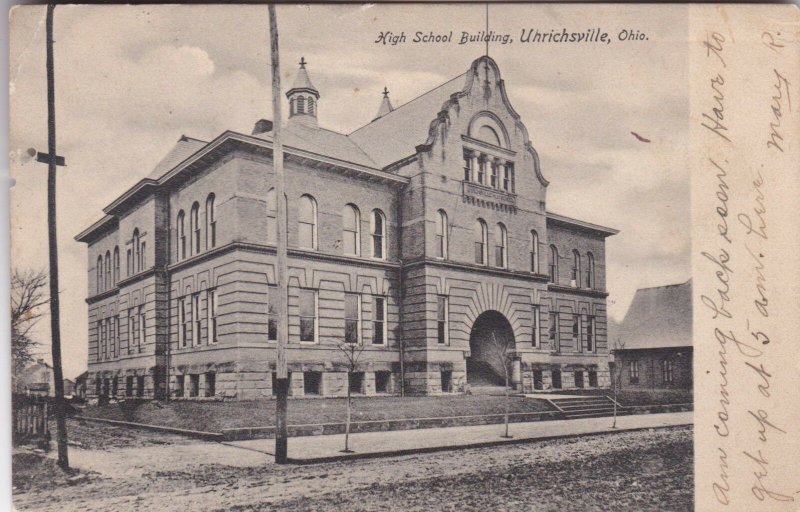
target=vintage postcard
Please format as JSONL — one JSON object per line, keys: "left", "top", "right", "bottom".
{"left": 7, "top": 3, "right": 799, "bottom": 511}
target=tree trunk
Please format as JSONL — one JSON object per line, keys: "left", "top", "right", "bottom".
{"left": 344, "top": 383, "right": 352, "bottom": 452}
{"left": 503, "top": 369, "right": 511, "bottom": 438}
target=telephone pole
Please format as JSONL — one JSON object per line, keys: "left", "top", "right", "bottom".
{"left": 268, "top": 4, "right": 289, "bottom": 464}
{"left": 45, "top": 3, "right": 69, "bottom": 469}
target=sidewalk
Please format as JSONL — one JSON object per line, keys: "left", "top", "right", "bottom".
{"left": 230, "top": 411, "right": 693, "bottom": 463}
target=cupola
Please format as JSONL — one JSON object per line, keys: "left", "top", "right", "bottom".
{"left": 286, "top": 57, "right": 320, "bottom": 126}
{"left": 373, "top": 87, "right": 394, "bottom": 121}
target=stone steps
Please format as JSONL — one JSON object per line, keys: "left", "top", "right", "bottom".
{"left": 547, "top": 396, "right": 623, "bottom": 419}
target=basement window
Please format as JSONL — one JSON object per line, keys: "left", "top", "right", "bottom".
{"left": 304, "top": 371, "right": 322, "bottom": 395}
{"left": 348, "top": 372, "right": 364, "bottom": 395}
{"left": 375, "top": 371, "right": 391, "bottom": 393}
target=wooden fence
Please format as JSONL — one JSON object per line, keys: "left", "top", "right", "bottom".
{"left": 12, "top": 395, "right": 51, "bottom": 448}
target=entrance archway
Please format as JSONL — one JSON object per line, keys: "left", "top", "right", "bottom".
{"left": 467, "top": 310, "right": 515, "bottom": 386}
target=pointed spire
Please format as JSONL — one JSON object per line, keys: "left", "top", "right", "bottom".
{"left": 287, "top": 56, "right": 319, "bottom": 99}
{"left": 373, "top": 86, "right": 394, "bottom": 120}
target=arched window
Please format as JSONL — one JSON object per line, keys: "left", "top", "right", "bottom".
{"left": 132, "top": 229, "right": 140, "bottom": 273}
{"left": 298, "top": 195, "right": 317, "bottom": 249}
{"left": 113, "top": 247, "right": 120, "bottom": 285}
{"left": 342, "top": 204, "right": 360, "bottom": 256}
{"left": 297, "top": 95, "right": 306, "bottom": 114}
{"left": 549, "top": 245, "right": 558, "bottom": 284}
{"left": 105, "top": 251, "right": 111, "bottom": 290}
{"left": 435, "top": 210, "right": 448, "bottom": 259}
{"left": 289, "top": 98, "right": 295, "bottom": 115}
{"left": 206, "top": 194, "right": 216, "bottom": 249}
{"left": 586, "top": 252, "right": 595, "bottom": 289}
{"left": 371, "top": 209, "right": 386, "bottom": 260}
{"left": 266, "top": 189, "right": 277, "bottom": 244}
{"left": 530, "top": 230, "right": 539, "bottom": 273}
{"left": 191, "top": 202, "right": 200, "bottom": 256}
{"left": 176, "top": 211, "right": 185, "bottom": 261}
{"left": 572, "top": 250, "right": 582, "bottom": 287}
{"left": 308, "top": 97, "right": 315, "bottom": 116}
{"left": 474, "top": 219, "right": 488, "bottom": 265}
{"left": 495, "top": 223, "right": 507, "bottom": 268}
{"left": 96, "top": 256, "right": 103, "bottom": 293}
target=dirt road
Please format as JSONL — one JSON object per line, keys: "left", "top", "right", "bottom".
{"left": 13, "top": 426, "right": 692, "bottom": 512}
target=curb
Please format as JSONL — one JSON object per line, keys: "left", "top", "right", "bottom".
{"left": 74, "top": 416, "right": 225, "bottom": 441}
{"left": 286, "top": 422, "right": 694, "bottom": 464}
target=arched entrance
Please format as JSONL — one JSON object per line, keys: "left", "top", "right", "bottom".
{"left": 467, "top": 310, "right": 515, "bottom": 386}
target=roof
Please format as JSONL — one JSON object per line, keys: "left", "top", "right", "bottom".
{"left": 616, "top": 280, "right": 692, "bottom": 350}
{"left": 146, "top": 136, "right": 208, "bottom": 180}
{"left": 349, "top": 72, "right": 468, "bottom": 168}
{"left": 546, "top": 211, "right": 619, "bottom": 237}
{"left": 255, "top": 120, "right": 378, "bottom": 168}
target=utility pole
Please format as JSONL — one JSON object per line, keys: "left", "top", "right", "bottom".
{"left": 44, "top": 3, "right": 69, "bottom": 469}
{"left": 268, "top": 4, "right": 289, "bottom": 464}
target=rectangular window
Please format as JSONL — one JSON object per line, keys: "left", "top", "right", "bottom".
{"left": 110, "top": 316, "right": 116, "bottom": 358}
{"left": 96, "top": 321, "right": 103, "bottom": 361}
{"left": 128, "top": 311, "right": 135, "bottom": 355}
{"left": 437, "top": 296, "right": 448, "bottom": 345}
{"left": 138, "top": 306, "right": 145, "bottom": 353}
{"left": 303, "top": 371, "right": 322, "bottom": 395}
{"left": 533, "top": 370, "right": 543, "bottom": 390}
{"left": 490, "top": 160, "right": 498, "bottom": 188}
{"left": 208, "top": 289, "right": 218, "bottom": 343}
{"left": 180, "top": 298, "right": 188, "bottom": 348}
{"left": 440, "top": 370, "right": 453, "bottom": 393}
{"left": 205, "top": 372, "right": 216, "bottom": 397}
{"left": 573, "top": 314, "right": 582, "bottom": 352}
{"left": 549, "top": 312, "right": 560, "bottom": 352}
{"left": 175, "top": 375, "right": 185, "bottom": 398}
{"left": 348, "top": 372, "right": 364, "bottom": 394}
{"left": 140, "top": 242, "right": 146, "bottom": 270}
{"left": 495, "top": 244, "right": 505, "bottom": 268}
{"left": 131, "top": 310, "right": 139, "bottom": 354}
{"left": 344, "top": 293, "right": 360, "bottom": 344}
{"left": 267, "top": 285, "right": 277, "bottom": 341}
{"left": 463, "top": 150, "right": 472, "bottom": 181}
{"left": 111, "top": 377, "right": 118, "bottom": 397}
{"left": 299, "top": 289, "right": 317, "bottom": 342}
{"left": 126, "top": 249, "right": 132, "bottom": 277}
{"left": 629, "top": 360, "right": 640, "bottom": 384}
{"left": 477, "top": 155, "right": 486, "bottom": 184}
{"left": 375, "top": 371, "right": 391, "bottom": 393}
{"left": 587, "top": 316, "right": 596, "bottom": 352}
{"left": 193, "top": 294, "right": 201, "bottom": 346}
{"left": 136, "top": 376, "right": 145, "bottom": 397}
{"left": 588, "top": 370, "right": 598, "bottom": 387}
{"left": 189, "top": 374, "right": 199, "bottom": 397}
{"left": 663, "top": 360, "right": 674, "bottom": 384}
{"left": 372, "top": 296, "right": 387, "bottom": 345}
{"left": 574, "top": 371, "right": 585, "bottom": 388}
{"left": 551, "top": 369, "right": 562, "bottom": 389}
{"left": 532, "top": 305, "right": 540, "bottom": 348}
{"left": 125, "top": 376, "right": 133, "bottom": 397}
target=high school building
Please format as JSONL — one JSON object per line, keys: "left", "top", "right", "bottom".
{"left": 76, "top": 55, "right": 618, "bottom": 400}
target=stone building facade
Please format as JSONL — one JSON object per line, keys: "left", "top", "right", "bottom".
{"left": 77, "top": 56, "right": 618, "bottom": 400}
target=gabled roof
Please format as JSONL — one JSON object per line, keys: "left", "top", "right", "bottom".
{"left": 146, "top": 136, "right": 208, "bottom": 180}
{"left": 349, "top": 72, "right": 468, "bottom": 168}
{"left": 617, "top": 280, "right": 692, "bottom": 350}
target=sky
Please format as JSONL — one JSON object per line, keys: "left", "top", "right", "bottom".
{"left": 8, "top": 4, "right": 690, "bottom": 378}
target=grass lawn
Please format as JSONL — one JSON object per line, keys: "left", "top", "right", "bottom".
{"left": 545, "top": 388, "right": 693, "bottom": 406}
{"left": 80, "top": 395, "right": 553, "bottom": 432}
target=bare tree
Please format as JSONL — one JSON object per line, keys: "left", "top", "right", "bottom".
{"left": 337, "top": 340, "right": 366, "bottom": 453}
{"left": 11, "top": 268, "right": 49, "bottom": 380}
{"left": 487, "top": 332, "right": 514, "bottom": 438}
{"left": 610, "top": 337, "right": 626, "bottom": 428}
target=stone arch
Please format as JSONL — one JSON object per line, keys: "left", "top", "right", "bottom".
{"left": 467, "top": 310, "right": 515, "bottom": 386}
{"left": 468, "top": 111, "right": 510, "bottom": 149}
